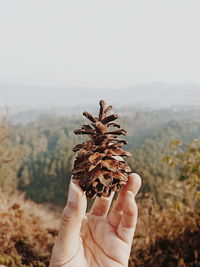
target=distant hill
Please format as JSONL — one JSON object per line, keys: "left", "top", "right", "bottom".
{"left": 0, "top": 82, "right": 200, "bottom": 112}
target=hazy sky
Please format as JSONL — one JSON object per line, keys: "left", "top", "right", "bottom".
{"left": 0, "top": 0, "right": 200, "bottom": 88}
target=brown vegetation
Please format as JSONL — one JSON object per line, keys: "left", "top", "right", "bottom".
{"left": 130, "top": 193, "right": 200, "bottom": 267}
{"left": 0, "top": 191, "right": 199, "bottom": 267}
{"left": 0, "top": 191, "right": 60, "bottom": 267}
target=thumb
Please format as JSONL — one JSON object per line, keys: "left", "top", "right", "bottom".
{"left": 57, "top": 180, "right": 87, "bottom": 249}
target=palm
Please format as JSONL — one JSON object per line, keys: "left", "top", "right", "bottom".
{"left": 79, "top": 214, "right": 131, "bottom": 267}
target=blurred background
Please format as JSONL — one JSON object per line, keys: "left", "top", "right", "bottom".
{"left": 0, "top": 1, "right": 199, "bottom": 266}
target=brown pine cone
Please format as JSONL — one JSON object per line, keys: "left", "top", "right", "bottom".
{"left": 71, "top": 100, "right": 132, "bottom": 199}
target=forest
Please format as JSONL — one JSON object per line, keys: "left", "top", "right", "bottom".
{"left": 0, "top": 106, "right": 199, "bottom": 266}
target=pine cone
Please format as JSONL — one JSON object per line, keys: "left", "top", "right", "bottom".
{"left": 71, "top": 100, "right": 132, "bottom": 199}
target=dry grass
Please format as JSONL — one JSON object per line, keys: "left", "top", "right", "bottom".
{"left": 130, "top": 193, "right": 200, "bottom": 267}
{"left": 0, "top": 190, "right": 61, "bottom": 229}
{"left": 0, "top": 191, "right": 60, "bottom": 267}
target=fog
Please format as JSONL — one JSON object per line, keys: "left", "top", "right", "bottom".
{"left": 0, "top": 82, "right": 200, "bottom": 112}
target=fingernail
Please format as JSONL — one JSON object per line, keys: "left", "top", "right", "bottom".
{"left": 68, "top": 182, "right": 79, "bottom": 204}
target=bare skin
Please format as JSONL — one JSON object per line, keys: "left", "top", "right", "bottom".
{"left": 49, "top": 173, "right": 141, "bottom": 267}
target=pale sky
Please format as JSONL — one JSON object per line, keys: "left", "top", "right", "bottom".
{"left": 0, "top": 0, "right": 200, "bottom": 88}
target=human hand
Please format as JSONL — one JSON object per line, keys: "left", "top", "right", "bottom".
{"left": 49, "top": 173, "right": 141, "bottom": 267}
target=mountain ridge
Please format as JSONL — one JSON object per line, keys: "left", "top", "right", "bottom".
{"left": 0, "top": 82, "right": 200, "bottom": 111}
